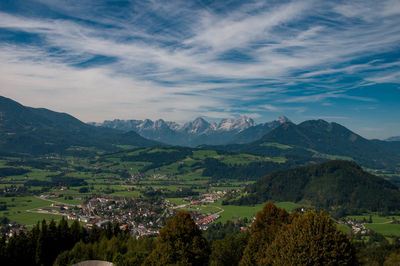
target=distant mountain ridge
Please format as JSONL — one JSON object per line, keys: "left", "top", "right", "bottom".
{"left": 91, "top": 116, "right": 290, "bottom": 146}
{"left": 206, "top": 120, "right": 400, "bottom": 170}
{"left": 387, "top": 136, "right": 400, "bottom": 141}
{"left": 0, "top": 96, "right": 158, "bottom": 155}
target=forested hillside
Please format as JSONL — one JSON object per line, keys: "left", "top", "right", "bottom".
{"left": 229, "top": 160, "right": 400, "bottom": 214}
{"left": 0, "top": 96, "right": 158, "bottom": 155}
{"left": 207, "top": 120, "right": 400, "bottom": 170}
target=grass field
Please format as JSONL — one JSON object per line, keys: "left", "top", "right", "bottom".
{"left": 166, "top": 198, "right": 187, "bottom": 205}
{"left": 209, "top": 200, "right": 265, "bottom": 223}
{"left": 366, "top": 224, "right": 400, "bottom": 237}
{"left": 51, "top": 197, "right": 85, "bottom": 205}
{"left": 109, "top": 190, "right": 142, "bottom": 197}
{"left": 346, "top": 215, "right": 400, "bottom": 224}
{"left": 338, "top": 224, "right": 352, "bottom": 234}
{"left": 0, "top": 196, "right": 64, "bottom": 225}
{"left": 192, "top": 150, "right": 218, "bottom": 160}
{"left": 260, "top": 142, "right": 292, "bottom": 149}
{"left": 345, "top": 214, "right": 400, "bottom": 237}
{"left": 220, "top": 154, "right": 267, "bottom": 165}
{"left": 275, "top": 201, "right": 301, "bottom": 212}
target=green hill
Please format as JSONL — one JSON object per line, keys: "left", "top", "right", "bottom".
{"left": 230, "top": 160, "right": 400, "bottom": 213}
{"left": 259, "top": 120, "right": 396, "bottom": 168}
{"left": 0, "top": 96, "right": 158, "bottom": 155}
{"left": 210, "top": 120, "right": 400, "bottom": 170}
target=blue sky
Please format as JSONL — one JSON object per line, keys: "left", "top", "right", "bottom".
{"left": 0, "top": 0, "right": 399, "bottom": 139}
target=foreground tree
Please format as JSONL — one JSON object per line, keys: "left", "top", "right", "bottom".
{"left": 240, "top": 202, "right": 295, "bottom": 265}
{"left": 143, "top": 210, "right": 210, "bottom": 266}
{"left": 210, "top": 232, "right": 249, "bottom": 266}
{"left": 263, "top": 210, "right": 356, "bottom": 265}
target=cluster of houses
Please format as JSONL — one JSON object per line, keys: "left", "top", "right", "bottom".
{"left": 64, "top": 197, "right": 174, "bottom": 237}
{"left": 339, "top": 218, "right": 369, "bottom": 235}
{"left": 3, "top": 188, "right": 237, "bottom": 238}
{"left": 196, "top": 214, "right": 220, "bottom": 230}
{"left": 0, "top": 221, "right": 25, "bottom": 237}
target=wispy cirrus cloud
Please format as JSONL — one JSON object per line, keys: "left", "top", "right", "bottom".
{"left": 0, "top": 0, "right": 399, "bottom": 138}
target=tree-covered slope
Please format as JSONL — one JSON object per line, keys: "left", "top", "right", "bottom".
{"left": 0, "top": 96, "right": 158, "bottom": 155}
{"left": 372, "top": 139, "right": 400, "bottom": 157}
{"left": 215, "top": 120, "right": 400, "bottom": 169}
{"left": 260, "top": 120, "right": 395, "bottom": 167}
{"left": 231, "top": 160, "right": 400, "bottom": 213}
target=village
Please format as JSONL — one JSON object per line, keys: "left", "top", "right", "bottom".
{"left": 0, "top": 189, "right": 228, "bottom": 238}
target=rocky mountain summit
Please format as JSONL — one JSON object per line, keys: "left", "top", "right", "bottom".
{"left": 91, "top": 116, "right": 290, "bottom": 146}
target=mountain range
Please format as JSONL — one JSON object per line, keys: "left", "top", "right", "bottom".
{"left": 0, "top": 96, "right": 157, "bottom": 155}
{"left": 1, "top": 96, "right": 399, "bottom": 171}
{"left": 90, "top": 116, "right": 290, "bottom": 146}
{"left": 206, "top": 120, "right": 400, "bottom": 170}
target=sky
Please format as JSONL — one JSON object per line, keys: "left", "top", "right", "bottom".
{"left": 0, "top": 0, "right": 399, "bottom": 139}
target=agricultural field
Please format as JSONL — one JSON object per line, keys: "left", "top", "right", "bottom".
{"left": 345, "top": 214, "right": 400, "bottom": 237}
{"left": 2, "top": 145, "right": 400, "bottom": 239}
{"left": 1, "top": 146, "right": 282, "bottom": 227}
{"left": 366, "top": 224, "right": 400, "bottom": 237}
{"left": 0, "top": 196, "right": 68, "bottom": 225}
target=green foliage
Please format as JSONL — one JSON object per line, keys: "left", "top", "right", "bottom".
{"left": 232, "top": 160, "right": 400, "bottom": 213}
{"left": 263, "top": 210, "right": 356, "bottom": 265}
{"left": 202, "top": 157, "right": 309, "bottom": 181}
{"left": 384, "top": 250, "right": 400, "bottom": 266}
{"left": 53, "top": 235, "right": 155, "bottom": 266}
{"left": 143, "top": 210, "right": 210, "bottom": 266}
{"left": 79, "top": 187, "right": 89, "bottom": 193}
{"left": 216, "top": 120, "right": 400, "bottom": 169}
{"left": 355, "top": 236, "right": 400, "bottom": 265}
{"left": 240, "top": 202, "right": 295, "bottom": 265}
{"left": 122, "top": 147, "right": 193, "bottom": 171}
{"left": 204, "top": 220, "right": 247, "bottom": 241}
{"left": 0, "top": 217, "right": 127, "bottom": 266}
{"left": 210, "top": 232, "right": 249, "bottom": 266}
{"left": 0, "top": 167, "right": 30, "bottom": 177}
{"left": 257, "top": 120, "right": 400, "bottom": 169}
{"left": 0, "top": 96, "right": 157, "bottom": 155}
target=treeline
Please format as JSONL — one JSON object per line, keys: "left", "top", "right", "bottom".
{"left": 0, "top": 167, "right": 30, "bottom": 177}
{"left": 6, "top": 202, "right": 397, "bottom": 265}
{"left": 2, "top": 202, "right": 400, "bottom": 265}
{"left": 201, "top": 157, "right": 310, "bottom": 180}
{"left": 143, "top": 187, "right": 199, "bottom": 198}
{"left": 121, "top": 148, "right": 193, "bottom": 171}
{"left": 203, "top": 220, "right": 248, "bottom": 241}
{"left": 6, "top": 159, "right": 68, "bottom": 170}
{"left": 0, "top": 218, "right": 129, "bottom": 266}
{"left": 25, "top": 174, "right": 87, "bottom": 187}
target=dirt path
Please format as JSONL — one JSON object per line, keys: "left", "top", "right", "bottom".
{"left": 34, "top": 195, "right": 76, "bottom": 207}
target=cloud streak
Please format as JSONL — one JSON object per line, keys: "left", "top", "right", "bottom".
{"left": 0, "top": 0, "right": 399, "bottom": 138}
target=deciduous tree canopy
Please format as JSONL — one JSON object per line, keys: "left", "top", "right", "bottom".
{"left": 143, "top": 210, "right": 210, "bottom": 266}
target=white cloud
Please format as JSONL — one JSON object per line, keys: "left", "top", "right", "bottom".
{"left": 0, "top": 0, "right": 399, "bottom": 124}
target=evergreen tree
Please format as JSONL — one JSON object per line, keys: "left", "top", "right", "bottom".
{"left": 143, "top": 210, "right": 210, "bottom": 265}
{"left": 0, "top": 234, "right": 6, "bottom": 262}
{"left": 57, "top": 217, "right": 71, "bottom": 251}
{"left": 36, "top": 219, "right": 49, "bottom": 265}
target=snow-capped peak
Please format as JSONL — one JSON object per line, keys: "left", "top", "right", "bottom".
{"left": 217, "top": 116, "right": 255, "bottom": 132}
{"left": 181, "top": 117, "right": 216, "bottom": 135}
{"left": 276, "top": 116, "right": 290, "bottom": 124}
